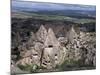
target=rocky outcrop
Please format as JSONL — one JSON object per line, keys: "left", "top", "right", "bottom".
{"left": 41, "top": 28, "right": 66, "bottom": 69}
{"left": 11, "top": 25, "right": 96, "bottom": 72}
{"left": 67, "top": 26, "right": 78, "bottom": 44}
{"left": 44, "top": 28, "right": 60, "bottom": 47}
{"left": 36, "top": 25, "right": 47, "bottom": 43}
{"left": 58, "top": 37, "right": 68, "bottom": 46}
{"left": 79, "top": 32, "right": 96, "bottom": 66}
{"left": 16, "top": 26, "right": 67, "bottom": 69}
{"left": 11, "top": 60, "right": 29, "bottom": 74}
{"left": 16, "top": 48, "right": 41, "bottom": 66}
{"left": 65, "top": 30, "right": 96, "bottom": 66}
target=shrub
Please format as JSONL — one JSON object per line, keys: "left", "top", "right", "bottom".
{"left": 17, "top": 64, "right": 38, "bottom": 72}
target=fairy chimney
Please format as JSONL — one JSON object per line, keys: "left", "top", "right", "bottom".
{"left": 36, "top": 25, "right": 47, "bottom": 43}
{"left": 67, "top": 26, "right": 78, "bottom": 44}
{"left": 44, "top": 28, "right": 60, "bottom": 47}
{"left": 41, "top": 28, "right": 64, "bottom": 69}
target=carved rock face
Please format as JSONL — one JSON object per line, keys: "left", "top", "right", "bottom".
{"left": 14, "top": 25, "right": 96, "bottom": 71}
{"left": 34, "top": 42, "right": 44, "bottom": 55}
{"left": 16, "top": 48, "right": 41, "bottom": 66}
{"left": 44, "top": 28, "right": 60, "bottom": 47}
{"left": 41, "top": 46, "right": 66, "bottom": 69}
{"left": 39, "top": 27, "right": 66, "bottom": 69}
{"left": 41, "top": 47, "right": 58, "bottom": 69}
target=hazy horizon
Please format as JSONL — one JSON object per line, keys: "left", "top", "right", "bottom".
{"left": 12, "top": 0, "right": 96, "bottom": 11}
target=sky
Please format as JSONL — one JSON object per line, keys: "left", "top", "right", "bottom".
{"left": 12, "top": 0, "right": 96, "bottom": 12}
{"left": 14, "top": 0, "right": 96, "bottom": 5}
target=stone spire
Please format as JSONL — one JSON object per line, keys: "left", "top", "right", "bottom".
{"left": 36, "top": 25, "right": 47, "bottom": 43}
{"left": 44, "top": 28, "right": 60, "bottom": 47}
{"left": 68, "top": 26, "right": 78, "bottom": 44}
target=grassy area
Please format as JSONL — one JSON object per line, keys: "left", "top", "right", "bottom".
{"left": 12, "top": 11, "right": 95, "bottom": 24}
{"left": 56, "top": 59, "right": 95, "bottom": 71}
{"left": 17, "top": 59, "right": 95, "bottom": 73}
{"left": 17, "top": 64, "right": 39, "bottom": 73}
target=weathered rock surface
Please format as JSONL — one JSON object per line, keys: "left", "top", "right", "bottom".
{"left": 67, "top": 26, "right": 78, "bottom": 44}
{"left": 41, "top": 28, "right": 66, "bottom": 69}
{"left": 11, "top": 24, "right": 96, "bottom": 72}
{"left": 16, "top": 47, "right": 41, "bottom": 66}
{"left": 58, "top": 37, "right": 68, "bottom": 46}
{"left": 65, "top": 30, "right": 96, "bottom": 66}
{"left": 44, "top": 28, "right": 60, "bottom": 47}
{"left": 36, "top": 25, "right": 47, "bottom": 43}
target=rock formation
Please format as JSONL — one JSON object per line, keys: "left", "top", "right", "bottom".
{"left": 41, "top": 28, "right": 66, "bottom": 69}
{"left": 36, "top": 25, "right": 47, "bottom": 43}
{"left": 67, "top": 26, "right": 78, "bottom": 44}
{"left": 11, "top": 24, "right": 96, "bottom": 72}
{"left": 44, "top": 28, "right": 60, "bottom": 47}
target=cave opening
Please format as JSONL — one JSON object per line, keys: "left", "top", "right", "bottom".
{"left": 48, "top": 45, "right": 53, "bottom": 48}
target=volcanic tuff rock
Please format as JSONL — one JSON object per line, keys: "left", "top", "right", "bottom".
{"left": 15, "top": 25, "right": 66, "bottom": 69}
{"left": 16, "top": 47, "right": 41, "bottom": 66}
{"left": 41, "top": 27, "right": 66, "bottom": 69}
{"left": 44, "top": 28, "right": 60, "bottom": 47}
{"left": 12, "top": 24, "right": 96, "bottom": 71}
{"left": 65, "top": 30, "right": 96, "bottom": 66}
{"left": 79, "top": 32, "right": 96, "bottom": 66}
{"left": 36, "top": 25, "right": 47, "bottom": 43}
{"left": 67, "top": 26, "right": 78, "bottom": 44}
{"left": 58, "top": 37, "right": 68, "bottom": 46}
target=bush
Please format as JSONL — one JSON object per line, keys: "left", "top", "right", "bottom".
{"left": 17, "top": 64, "right": 39, "bottom": 72}
{"left": 58, "top": 59, "right": 84, "bottom": 70}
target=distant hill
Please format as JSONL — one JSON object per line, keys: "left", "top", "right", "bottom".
{"left": 11, "top": 0, "right": 96, "bottom": 19}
